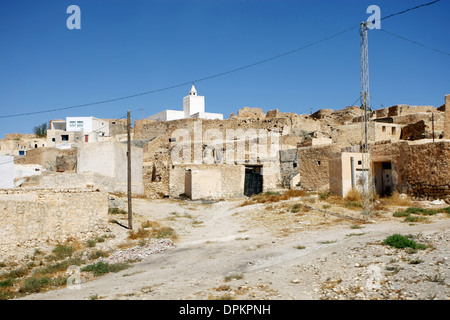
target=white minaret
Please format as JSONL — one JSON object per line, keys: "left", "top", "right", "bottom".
{"left": 183, "top": 84, "right": 205, "bottom": 118}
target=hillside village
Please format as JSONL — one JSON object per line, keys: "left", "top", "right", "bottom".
{"left": 0, "top": 87, "right": 449, "bottom": 300}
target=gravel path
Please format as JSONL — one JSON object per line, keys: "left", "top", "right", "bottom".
{"left": 20, "top": 198, "right": 449, "bottom": 300}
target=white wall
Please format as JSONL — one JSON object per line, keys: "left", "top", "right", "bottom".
{"left": 66, "top": 117, "right": 93, "bottom": 132}
{"left": 77, "top": 140, "right": 144, "bottom": 194}
{"left": 183, "top": 95, "right": 205, "bottom": 118}
{"left": 147, "top": 110, "right": 184, "bottom": 121}
{"left": 91, "top": 117, "right": 110, "bottom": 137}
{"left": 14, "top": 164, "right": 44, "bottom": 180}
{"left": 190, "top": 112, "right": 224, "bottom": 120}
{"left": 0, "top": 155, "right": 14, "bottom": 189}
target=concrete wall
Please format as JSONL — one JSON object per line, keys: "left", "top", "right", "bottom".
{"left": 170, "top": 164, "right": 245, "bottom": 199}
{"left": 77, "top": 141, "right": 144, "bottom": 195}
{"left": 329, "top": 152, "right": 366, "bottom": 197}
{"left": 146, "top": 110, "right": 185, "bottom": 122}
{"left": 14, "top": 164, "right": 44, "bottom": 181}
{"left": 0, "top": 155, "right": 14, "bottom": 189}
{"left": 190, "top": 112, "right": 224, "bottom": 120}
{"left": 0, "top": 188, "right": 108, "bottom": 259}
{"left": 183, "top": 94, "right": 205, "bottom": 118}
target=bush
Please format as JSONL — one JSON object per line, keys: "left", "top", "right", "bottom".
{"left": 81, "top": 261, "right": 129, "bottom": 276}
{"left": 393, "top": 211, "right": 409, "bottom": 217}
{"left": 384, "top": 234, "right": 427, "bottom": 250}
{"left": 19, "top": 277, "right": 51, "bottom": 293}
{"left": 405, "top": 207, "right": 439, "bottom": 216}
{"left": 49, "top": 245, "right": 73, "bottom": 260}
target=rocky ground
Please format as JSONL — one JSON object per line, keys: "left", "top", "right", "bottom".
{"left": 6, "top": 193, "right": 450, "bottom": 300}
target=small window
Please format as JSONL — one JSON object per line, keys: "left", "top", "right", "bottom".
{"left": 358, "top": 160, "right": 362, "bottom": 165}
{"left": 391, "top": 127, "right": 396, "bottom": 135}
{"left": 69, "top": 121, "right": 76, "bottom": 127}
{"left": 77, "top": 121, "right": 83, "bottom": 128}
{"left": 318, "top": 161, "right": 321, "bottom": 165}
{"left": 382, "top": 126, "right": 386, "bottom": 132}
{"left": 61, "top": 135, "right": 69, "bottom": 141}
{"left": 52, "top": 138, "right": 55, "bottom": 142}
{"left": 19, "top": 150, "right": 25, "bottom": 156}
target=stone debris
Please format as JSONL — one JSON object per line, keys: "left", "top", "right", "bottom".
{"left": 101, "top": 239, "right": 175, "bottom": 264}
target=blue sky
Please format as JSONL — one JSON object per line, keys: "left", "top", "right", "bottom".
{"left": 0, "top": 0, "right": 449, "bottom": 138}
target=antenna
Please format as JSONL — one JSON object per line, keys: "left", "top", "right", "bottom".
{"left": 360, "top": 22, "right": 373, "bottom": 220}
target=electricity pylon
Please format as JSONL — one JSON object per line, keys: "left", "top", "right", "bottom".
{"left": 360, "top": 22, "right": 373, "bottom": 220}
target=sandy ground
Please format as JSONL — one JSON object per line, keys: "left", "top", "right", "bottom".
{"left": 20, "top": 195, "right": 450, "bottom": 300}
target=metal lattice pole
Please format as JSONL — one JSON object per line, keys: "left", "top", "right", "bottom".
{"left": 360, "top": 22, "right": 373, "bottom": 220}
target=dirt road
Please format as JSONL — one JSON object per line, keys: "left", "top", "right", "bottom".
{"left": 21, "top": 197, "right": 450, "bottom": 300}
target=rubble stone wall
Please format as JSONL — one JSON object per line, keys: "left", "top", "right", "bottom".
{"left": 0, "top": 188, "right": 108, "bottom": 258}
{"left": 298, "top": 144, "right": 341, "bottom": 191}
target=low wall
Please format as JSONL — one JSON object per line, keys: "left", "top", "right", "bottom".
{"left": 0, "top": 188, "right": 108, "bottom": 259}
{"left": 170, "top": 164, "right": 245, "bottom": 199}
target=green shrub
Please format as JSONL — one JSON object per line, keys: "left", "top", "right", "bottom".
{"left": 85, "top": 240, "right": 97, "bottom": 248}
{"left": 393, "top": 211, "right": 409, "bottom": 217}
{"left": 319, "top": 193, "right": 330, "bottom": 200}
{"left": 81, "top": 261, "right": 129, "bottom": 276}
{"left": 405, "top": 207, "right": 438, "bottom": 216}
{"left": 19, "top": 277, "right": 51, "bottom": 293}
{"left": 384, "top": 234, "right": 427, "bottom": 250}
{"left": 404, "top": 215, "right": 428, "bottom": 223}
{"left": 0, "top": 278, "right": 14, "bottom": 288}
{"left": 50, "top": 245, "right": 73, "bottom": 260}
{"left": 34, "top": 258, "right": 84, "bottom": 275}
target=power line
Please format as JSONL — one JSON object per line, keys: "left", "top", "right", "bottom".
{"left": 379, "top": 28, "right": 450, "bottom": 57}
{"left": 379, "top": 0, "right": 441, "bottom": 22}
{"left": 0, "top": 26, "right": 358, "bottom": 120}
{"left": 0, "top": 0, "right": 443, "bottom": 120}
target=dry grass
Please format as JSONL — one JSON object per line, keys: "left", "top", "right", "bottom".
{"left": 345, "top": 189, "right": 362, "bottom": 202}
{"left": 379, "top": 191, "right": 413, "bottom": 207}
{"left": 128, "top": 220, "right": 178, "bottom": 241}
{"left": 241, "top": 189, "right": 307, "bottom": 206}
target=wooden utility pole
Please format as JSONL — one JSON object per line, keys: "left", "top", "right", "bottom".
{"left": 127, "top": 110, "right": 133, "bottom": 230}
{"left": 432, "top": 113, "right": 435, "bottom": 142}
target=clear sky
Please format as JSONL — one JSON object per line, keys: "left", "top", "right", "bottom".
{"left": 0, "top": 0, "right": 449, "bottom": 138}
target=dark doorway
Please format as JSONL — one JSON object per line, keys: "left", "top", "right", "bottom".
{"left": 244, "top": 166, "right": 263, "bottom": 197}
{"left": 381, "top": 162, "right": 392, "bottom": 196}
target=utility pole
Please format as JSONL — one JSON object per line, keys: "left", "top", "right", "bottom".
{"left": 360, "top": 22, "right": 373, "bottom": 220}
{"left": 432, "top": 113, "right": 435, "bottom": 142}
{"left": 127, "top": 110, "right": 133, "bottom": 230}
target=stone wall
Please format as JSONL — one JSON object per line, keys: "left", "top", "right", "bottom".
{"left": 372, "top": 141, "right": 450, "bottom": 202}
{"left": 396, "top": 141, "right": 450, "bottom": 202}
{"left": 400, "top": 120, "right": 426, "bottom": 141}
{"left": 445, "top": 95, "right": 450, "bottom": 139}
{"left": 298, "top": 144, "right": 341, "bottom": 191}
{"left": 0, "top": 188, "right": 108, "bottom": 259}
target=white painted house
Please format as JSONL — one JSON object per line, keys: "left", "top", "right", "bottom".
{"left": 147, "top": 85, "right": 223, "bottom": 121}
{"left": 47, "top": 117, "right": 110, "bottom": 148}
